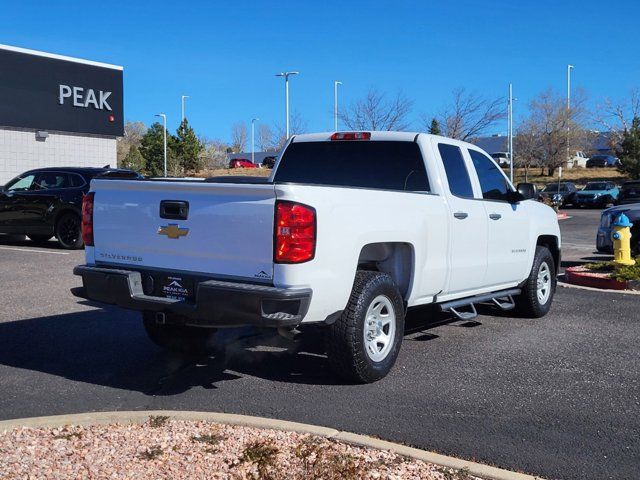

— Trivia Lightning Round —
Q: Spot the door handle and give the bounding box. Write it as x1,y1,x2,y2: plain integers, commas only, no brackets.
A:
489,213,502,220
453,211,468,220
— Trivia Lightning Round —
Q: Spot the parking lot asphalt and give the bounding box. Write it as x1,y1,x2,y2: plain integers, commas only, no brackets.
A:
558,207,611,267
1,210,638,480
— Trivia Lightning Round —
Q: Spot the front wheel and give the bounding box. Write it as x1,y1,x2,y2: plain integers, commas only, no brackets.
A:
326,271,405,384
142,312,217,355
514,246,556,318
55,213,83,249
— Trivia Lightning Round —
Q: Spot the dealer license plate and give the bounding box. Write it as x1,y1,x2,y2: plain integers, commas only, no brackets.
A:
160,275,194,301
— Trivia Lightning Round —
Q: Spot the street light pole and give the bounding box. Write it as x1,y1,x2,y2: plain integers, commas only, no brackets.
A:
275,71,299,139
508,83,514,183
567,65,573,110
155,113,167,177
181,95,190,123
334,81,342,131
566,64,574,169
251,118,259,165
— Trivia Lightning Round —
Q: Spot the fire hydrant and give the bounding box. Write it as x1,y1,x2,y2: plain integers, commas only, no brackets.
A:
611,213,635,266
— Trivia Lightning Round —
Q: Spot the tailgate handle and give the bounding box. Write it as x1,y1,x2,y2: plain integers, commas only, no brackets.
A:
160,200,189,220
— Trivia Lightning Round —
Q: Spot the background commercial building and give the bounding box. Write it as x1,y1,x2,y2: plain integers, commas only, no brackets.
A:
0,44,123,184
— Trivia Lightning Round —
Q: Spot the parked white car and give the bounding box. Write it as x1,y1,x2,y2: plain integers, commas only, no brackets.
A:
73,131,561,383
567,151,589,168
490,151,511,167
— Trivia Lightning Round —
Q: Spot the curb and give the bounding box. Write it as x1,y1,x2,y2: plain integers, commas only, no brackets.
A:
564,266,628,290
0,410,540,480
558,278,640,295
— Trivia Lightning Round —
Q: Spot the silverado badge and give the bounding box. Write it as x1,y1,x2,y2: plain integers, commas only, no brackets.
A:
158,224,189,239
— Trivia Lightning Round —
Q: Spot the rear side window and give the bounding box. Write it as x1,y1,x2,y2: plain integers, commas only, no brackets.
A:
34,172,71,190
438,143,474,198
274,141,430,192
468,149,512,201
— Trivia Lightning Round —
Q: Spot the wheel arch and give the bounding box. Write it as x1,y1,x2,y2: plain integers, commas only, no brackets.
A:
52,205,81,226
536,235,560,270
356,242,415,300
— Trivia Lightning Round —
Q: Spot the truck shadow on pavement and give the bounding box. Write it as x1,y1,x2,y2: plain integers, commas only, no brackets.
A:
0,304,484,394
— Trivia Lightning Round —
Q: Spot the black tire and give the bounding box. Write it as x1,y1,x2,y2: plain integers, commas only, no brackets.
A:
27,235,52,244
55,213,83,249
514,246,556,318
142,311,217,355
326,271,405,384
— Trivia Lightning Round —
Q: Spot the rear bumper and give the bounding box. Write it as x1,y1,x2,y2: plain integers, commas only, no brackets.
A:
72,265,312,328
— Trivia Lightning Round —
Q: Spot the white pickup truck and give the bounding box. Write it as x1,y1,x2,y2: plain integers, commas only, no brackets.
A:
73,131,561,383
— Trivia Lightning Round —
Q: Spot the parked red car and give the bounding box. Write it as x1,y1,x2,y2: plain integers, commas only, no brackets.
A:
229,159,257,169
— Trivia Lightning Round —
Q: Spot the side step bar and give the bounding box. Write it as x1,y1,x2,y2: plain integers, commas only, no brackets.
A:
439,288,521,321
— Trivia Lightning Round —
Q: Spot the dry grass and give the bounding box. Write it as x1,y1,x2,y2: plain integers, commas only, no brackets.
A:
195,168,271,178
193,165,627,189
509,167,627,188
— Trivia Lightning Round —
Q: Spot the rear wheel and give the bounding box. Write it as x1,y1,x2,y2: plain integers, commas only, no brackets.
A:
27,235,52,244
326,271,404,384
142,311,217,355
514,246,556,318
55,213,83,249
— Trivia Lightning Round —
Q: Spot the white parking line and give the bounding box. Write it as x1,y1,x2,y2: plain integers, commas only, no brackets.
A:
0,246,69,255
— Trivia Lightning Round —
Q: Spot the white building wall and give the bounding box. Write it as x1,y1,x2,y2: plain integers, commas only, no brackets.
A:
0,127,116,184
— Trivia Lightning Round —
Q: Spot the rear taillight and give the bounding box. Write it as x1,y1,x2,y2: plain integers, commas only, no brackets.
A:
81,192,95,246
275,201,316,263
330,132,371,141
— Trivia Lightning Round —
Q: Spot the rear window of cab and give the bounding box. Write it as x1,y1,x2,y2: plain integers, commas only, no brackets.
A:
274,141,430,192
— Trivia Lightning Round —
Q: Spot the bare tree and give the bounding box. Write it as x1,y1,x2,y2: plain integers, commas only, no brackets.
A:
230,122,248,153
117,121,147,165
595,88,640,151
430,88,505,141
199,137,229,169
258,124,277,151
515,88,589,177
274,111,309,149
339,89,413,131
514,119,543,182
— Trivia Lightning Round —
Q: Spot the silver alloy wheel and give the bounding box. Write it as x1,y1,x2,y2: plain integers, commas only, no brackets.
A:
363,295,396,362
536,261,552,305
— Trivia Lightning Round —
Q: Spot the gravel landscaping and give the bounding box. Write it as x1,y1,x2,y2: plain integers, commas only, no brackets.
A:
0,417,479,479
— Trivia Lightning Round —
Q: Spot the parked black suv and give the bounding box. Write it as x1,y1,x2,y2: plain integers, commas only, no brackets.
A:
0,167,140,249
617,180,640,205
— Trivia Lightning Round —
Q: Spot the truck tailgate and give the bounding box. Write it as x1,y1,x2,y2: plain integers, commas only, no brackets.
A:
91,179,276,281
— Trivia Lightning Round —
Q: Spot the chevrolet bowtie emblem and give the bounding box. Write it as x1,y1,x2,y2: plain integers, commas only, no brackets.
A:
158,224,189,239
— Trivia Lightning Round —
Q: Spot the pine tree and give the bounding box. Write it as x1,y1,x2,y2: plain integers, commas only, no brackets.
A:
428,118,442,135
175,119,204,173
139,122,178,177
618,116,640,179
121,145,145,172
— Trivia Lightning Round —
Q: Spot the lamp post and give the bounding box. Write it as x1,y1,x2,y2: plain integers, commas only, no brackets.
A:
275,71,299,139
155,113,167,177
508,83,514,183
251,118,259,165
334,81,342,131
181,95,190,123
566,64,574,169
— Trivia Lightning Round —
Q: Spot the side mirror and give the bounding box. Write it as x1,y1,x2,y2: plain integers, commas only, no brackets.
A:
0,185,4,193
516,182,537,200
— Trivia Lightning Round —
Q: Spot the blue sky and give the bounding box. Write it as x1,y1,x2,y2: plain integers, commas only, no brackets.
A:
2,0,639,142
